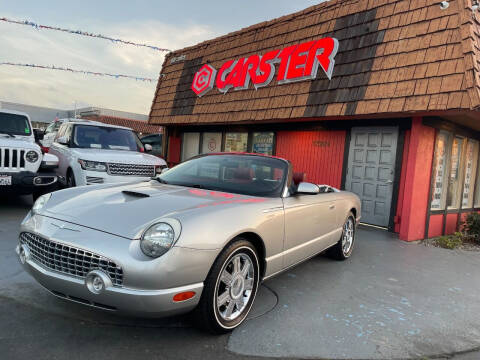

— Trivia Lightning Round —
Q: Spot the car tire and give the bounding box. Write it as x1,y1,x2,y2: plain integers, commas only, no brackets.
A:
194,238,260,334
66,170,76,188
326,212,356,261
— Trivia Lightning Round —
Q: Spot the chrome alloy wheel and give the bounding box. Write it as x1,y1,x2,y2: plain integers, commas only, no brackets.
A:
216,253,255,321
342,217,355,255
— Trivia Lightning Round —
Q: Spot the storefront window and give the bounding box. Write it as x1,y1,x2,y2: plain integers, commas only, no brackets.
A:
225,132,248,152
201,132,222,154
447,136,465,210
462,140,479,208
474,152,480,208
182,132,200,161
252,132,275,155
431,131,451,210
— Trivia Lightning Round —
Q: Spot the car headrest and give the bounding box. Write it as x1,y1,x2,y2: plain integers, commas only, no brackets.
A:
293,172,306,185
233,168,254,181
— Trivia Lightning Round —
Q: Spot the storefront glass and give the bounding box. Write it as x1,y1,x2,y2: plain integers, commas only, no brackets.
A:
252,132,275,155
431,131,451,210
462,140,479,208
447,136,465,210
201,132,222,154
225,132,248,152
182,132,200,161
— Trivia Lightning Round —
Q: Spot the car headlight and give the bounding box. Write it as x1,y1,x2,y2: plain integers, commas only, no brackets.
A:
25,151,39,163
78,159,107,172
32,193,51,213
140,222,175,258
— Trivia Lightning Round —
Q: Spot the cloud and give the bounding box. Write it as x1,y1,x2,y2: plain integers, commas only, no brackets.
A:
0,19,219,114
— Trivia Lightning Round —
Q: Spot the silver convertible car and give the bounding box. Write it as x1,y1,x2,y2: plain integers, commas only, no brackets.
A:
17,153,360,333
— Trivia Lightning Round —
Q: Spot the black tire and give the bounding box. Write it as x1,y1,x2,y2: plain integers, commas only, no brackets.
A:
194,238,260,334
326,212,356,261
66,170,76,188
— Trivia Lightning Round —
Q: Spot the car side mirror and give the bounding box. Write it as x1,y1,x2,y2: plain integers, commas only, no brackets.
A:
296,182,320,195
34,129,44,142
56,136,68,145
144,144,153,152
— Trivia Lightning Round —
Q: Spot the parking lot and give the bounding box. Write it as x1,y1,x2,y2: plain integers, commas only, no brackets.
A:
1,195,480,360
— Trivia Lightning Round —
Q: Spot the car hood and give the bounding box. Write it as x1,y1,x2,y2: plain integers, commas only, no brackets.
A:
0,136,39,150
71,148,165,165
41,181,266,239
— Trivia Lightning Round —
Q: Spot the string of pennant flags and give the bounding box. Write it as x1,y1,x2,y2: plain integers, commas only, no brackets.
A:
0,62,157,82
0,17,171,52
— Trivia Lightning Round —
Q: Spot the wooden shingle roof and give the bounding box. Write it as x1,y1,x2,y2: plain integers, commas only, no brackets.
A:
149,0,480,126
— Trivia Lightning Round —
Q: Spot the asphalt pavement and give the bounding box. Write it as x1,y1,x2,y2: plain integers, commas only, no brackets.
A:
1,195,479,360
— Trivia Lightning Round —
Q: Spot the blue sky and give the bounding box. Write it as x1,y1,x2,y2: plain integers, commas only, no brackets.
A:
0,0,323,114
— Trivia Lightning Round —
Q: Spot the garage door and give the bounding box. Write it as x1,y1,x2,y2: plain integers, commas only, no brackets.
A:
345,127,399,227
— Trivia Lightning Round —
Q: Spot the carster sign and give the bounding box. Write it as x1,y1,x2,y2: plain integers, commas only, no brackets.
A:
192,37,339,97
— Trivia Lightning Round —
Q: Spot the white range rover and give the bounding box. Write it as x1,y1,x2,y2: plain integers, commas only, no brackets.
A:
49,121,167,187
0,109,59,199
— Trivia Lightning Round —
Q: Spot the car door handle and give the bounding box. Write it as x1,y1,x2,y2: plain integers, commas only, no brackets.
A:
329,204,335,210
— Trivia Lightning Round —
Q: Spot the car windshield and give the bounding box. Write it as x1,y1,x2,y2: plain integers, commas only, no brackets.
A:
0,113,31,136
159,154,288,197
73,125,140,151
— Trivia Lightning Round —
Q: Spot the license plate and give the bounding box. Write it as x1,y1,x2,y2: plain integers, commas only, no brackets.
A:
0,175,12,186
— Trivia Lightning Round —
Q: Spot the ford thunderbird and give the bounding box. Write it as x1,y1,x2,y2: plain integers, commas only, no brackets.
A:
17,153,360,333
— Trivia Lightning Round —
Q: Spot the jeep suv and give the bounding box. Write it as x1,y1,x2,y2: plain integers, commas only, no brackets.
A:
0,109,59,200
49,121,167,187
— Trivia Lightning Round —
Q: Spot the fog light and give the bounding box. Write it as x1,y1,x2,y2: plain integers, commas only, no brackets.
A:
85,270,112,295
18,244,30,264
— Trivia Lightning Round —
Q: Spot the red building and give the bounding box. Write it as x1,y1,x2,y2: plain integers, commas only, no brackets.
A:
149,0,480,241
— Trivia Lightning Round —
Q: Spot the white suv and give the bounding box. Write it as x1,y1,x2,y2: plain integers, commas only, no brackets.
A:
0,109,59,200
49,121,167,187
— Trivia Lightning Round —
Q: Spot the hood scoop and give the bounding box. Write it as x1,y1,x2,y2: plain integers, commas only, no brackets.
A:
122,190,151,199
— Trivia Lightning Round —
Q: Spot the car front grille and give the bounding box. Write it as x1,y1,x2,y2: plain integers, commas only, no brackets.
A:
107,163,155,177
86,176,104,184
20,232,123,287
0,147,26,170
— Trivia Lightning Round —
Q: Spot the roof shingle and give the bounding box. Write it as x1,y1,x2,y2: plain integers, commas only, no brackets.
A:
150,0,480,125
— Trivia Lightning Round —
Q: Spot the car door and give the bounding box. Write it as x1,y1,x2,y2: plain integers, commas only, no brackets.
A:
282,190,339,268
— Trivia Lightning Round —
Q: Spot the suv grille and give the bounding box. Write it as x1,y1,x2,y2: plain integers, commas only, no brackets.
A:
108,163,155,177
20,232,123,287
0,148,26,170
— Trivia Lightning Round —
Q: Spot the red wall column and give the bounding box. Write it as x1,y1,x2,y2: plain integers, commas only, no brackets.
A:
167,127,181,167
399,117,435,241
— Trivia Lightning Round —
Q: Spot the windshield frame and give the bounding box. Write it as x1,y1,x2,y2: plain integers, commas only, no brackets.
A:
71,124,142,152
0,112,32,137
158,153,291,198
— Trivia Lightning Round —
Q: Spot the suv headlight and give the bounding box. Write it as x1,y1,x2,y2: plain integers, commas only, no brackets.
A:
32,193,51,213
140,222,176,258
78,159,107,172
25,151,39,163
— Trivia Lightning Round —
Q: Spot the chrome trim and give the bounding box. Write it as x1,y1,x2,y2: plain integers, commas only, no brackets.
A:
20,232,124,287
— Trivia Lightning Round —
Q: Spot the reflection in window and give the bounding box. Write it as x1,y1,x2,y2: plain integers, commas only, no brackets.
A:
431,131,451,210
225,133,248,152
447,136,465,210
462,140,479,208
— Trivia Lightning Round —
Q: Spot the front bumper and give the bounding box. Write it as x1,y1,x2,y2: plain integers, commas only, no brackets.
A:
17,214,217,317
17,244,203,316
0,170,57,194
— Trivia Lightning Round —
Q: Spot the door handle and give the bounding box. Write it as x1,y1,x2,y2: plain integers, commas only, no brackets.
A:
386,180,393,184
329,204,335,210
